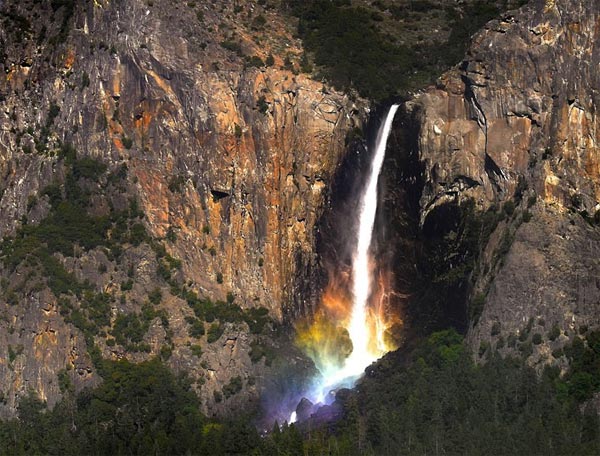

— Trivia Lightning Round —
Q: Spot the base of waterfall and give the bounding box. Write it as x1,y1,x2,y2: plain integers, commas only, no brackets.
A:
287,393,344,427
286,352,380,425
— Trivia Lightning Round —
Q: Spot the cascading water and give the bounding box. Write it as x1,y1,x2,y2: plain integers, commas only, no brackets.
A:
290,104,400,419
344,102,399,371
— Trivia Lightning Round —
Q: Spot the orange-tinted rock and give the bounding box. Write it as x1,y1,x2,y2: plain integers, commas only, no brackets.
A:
0,0,364,417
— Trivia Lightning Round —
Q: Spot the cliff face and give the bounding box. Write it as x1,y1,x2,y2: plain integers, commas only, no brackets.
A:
0,0,363,417
407,0,600,365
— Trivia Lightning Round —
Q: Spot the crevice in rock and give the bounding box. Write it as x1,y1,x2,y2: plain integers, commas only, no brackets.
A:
210,189,230,201
461,74,505,191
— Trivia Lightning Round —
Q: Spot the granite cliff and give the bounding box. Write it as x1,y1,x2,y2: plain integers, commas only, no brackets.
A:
0,0,364,418
1,0,599,424
400,0,600,369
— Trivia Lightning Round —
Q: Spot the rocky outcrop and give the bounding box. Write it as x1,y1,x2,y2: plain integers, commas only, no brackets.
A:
406,0,600,365
0,289,96,416
0,0,363,417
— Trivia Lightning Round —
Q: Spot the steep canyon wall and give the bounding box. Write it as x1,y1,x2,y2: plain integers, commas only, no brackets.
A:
0,0,364,417
407,0,600,366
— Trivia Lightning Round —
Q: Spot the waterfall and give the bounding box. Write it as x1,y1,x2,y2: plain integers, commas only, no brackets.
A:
344,103,399,371
285,105,399,423
311,104,400,400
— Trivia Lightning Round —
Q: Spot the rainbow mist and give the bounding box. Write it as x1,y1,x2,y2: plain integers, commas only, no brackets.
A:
293,104,400,415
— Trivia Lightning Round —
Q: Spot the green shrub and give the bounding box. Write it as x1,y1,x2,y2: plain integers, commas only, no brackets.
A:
493,230,513,267
47,103,60,126
190,344,202,357
8,345,18,363
548,324,561,341
168,175,186,193
518,330,529,342
496,336,505,350
160,344,172,360
234,124,243,138
519,341,533,357
82,292,111,329
149,288,162,305
251,14,266,29
256,96,268,114
57,369,73,394
478,341,490,357
527,195,537,207
567,372,595,401
244,307,270,334
213,390,223,403
245,55,264,68
81,72,90,89
72,157,107,181
249,341,274,365
503,200,515,217
112,313,148,345
207,323,224,343
186,317,205,338
129,223,148,246
166,226,177,242
469,293,486,325
222,376,242,399
220,40,242,54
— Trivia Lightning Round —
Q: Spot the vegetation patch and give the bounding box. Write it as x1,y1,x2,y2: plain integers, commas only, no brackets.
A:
0,145,147,299
268,329,600,454
222,376,243,399
183,288,271,335
282,0,514,100
249,340,275,366
561,330,600,401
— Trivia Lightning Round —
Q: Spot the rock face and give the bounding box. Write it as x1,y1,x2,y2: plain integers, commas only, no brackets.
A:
406,0,600,364
0,0,363,316
0,0,363,417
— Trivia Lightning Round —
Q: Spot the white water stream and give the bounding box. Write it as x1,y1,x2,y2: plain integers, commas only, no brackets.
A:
296,104,400,412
